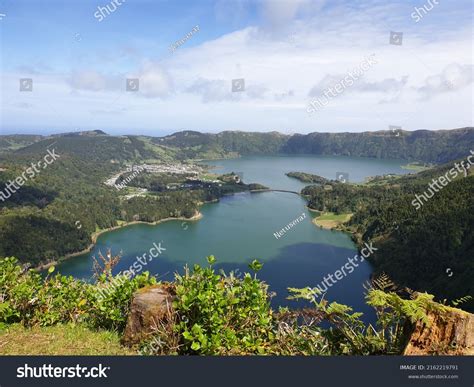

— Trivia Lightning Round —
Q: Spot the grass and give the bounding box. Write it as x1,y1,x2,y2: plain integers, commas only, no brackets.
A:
401,162,432,172
0,324,135,355
313,212,352,229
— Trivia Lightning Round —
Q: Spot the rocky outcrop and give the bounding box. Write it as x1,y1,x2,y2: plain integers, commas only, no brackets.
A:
122,284,176,346
404,307,474,355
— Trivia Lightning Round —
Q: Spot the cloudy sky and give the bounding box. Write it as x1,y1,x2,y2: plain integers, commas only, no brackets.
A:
0,0,472,135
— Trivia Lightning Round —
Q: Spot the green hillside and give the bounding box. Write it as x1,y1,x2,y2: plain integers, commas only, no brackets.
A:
300,161,474,310
0,135,44,152
153,127,474,163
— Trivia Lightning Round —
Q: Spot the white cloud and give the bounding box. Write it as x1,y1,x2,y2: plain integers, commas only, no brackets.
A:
69,70,113,92
2,1,472,134
416,63,474,99
260,0,326,31
274,90,295,100
187,78,235,103
186,77,268,103
133,61,173,98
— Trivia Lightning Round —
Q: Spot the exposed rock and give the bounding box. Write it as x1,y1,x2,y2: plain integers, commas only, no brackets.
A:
404,307,474,355
122,284,176,346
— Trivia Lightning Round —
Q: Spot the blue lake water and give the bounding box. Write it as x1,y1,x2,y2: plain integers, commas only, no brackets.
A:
57,155,411,322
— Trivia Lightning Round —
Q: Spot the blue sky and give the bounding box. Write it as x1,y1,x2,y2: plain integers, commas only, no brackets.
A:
0,0,472,135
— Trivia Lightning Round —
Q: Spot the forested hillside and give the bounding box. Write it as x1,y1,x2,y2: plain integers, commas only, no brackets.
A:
13,132,176,164
282,128,473,162
0,133,258,266
154,127,473,163
4,127,473,163
0,135,44,153
1,128,473,307
300,162,474,311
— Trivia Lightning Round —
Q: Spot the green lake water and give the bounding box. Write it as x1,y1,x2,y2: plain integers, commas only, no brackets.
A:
57,155,410,319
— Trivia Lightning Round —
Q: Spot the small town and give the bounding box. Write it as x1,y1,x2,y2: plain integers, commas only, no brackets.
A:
103,162,206,188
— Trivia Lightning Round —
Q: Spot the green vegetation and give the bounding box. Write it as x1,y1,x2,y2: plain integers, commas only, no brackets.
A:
154,127,474,163
0,128,472,337
0,154,207,266
0,135,44,153
401,162,433,172
313,212,353,229
281,128,474,163
0,134,259,267
171,256,274,355
153,130,288,160
286,171,332,184
300,161,474,311
13,132,173,164
3,127,473,165
0,324,133,355
0,256,451,356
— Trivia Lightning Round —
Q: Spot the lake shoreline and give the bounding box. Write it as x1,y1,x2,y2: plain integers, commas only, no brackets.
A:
35,189,262,272
34,211,203,271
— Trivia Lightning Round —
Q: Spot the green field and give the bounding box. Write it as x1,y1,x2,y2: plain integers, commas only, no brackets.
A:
0,324,134,355
313,212,352,229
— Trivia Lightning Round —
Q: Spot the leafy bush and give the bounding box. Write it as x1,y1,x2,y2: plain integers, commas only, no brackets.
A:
172,256,275,355
89,272,156,331
0,257,155,331
0,256,455,356
0,258,91,326
287,282,446,355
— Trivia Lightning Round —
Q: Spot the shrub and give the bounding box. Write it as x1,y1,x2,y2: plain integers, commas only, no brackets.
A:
0,257,155,331
88,271,156,331
172,256,275,355
0,256,453,356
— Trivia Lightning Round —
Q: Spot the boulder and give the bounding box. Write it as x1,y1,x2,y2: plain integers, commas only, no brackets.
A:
122,284,176,346
404,307,474,355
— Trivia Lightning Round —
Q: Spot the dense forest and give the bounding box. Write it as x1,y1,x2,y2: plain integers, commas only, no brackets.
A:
299,163,474,311
154,127,474,163
0,129,473,312
0,135,256,266
5,127,473,163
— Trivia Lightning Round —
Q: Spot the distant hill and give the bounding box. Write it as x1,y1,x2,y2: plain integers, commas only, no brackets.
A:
155,127,474,163
281,128,474,163
2,127,473,164
153,130,288,159
9,133,175,164
51,129,108,137
0,135,44,153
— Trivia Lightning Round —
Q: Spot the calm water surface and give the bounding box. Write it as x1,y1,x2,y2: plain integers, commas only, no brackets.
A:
57,155,410,320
